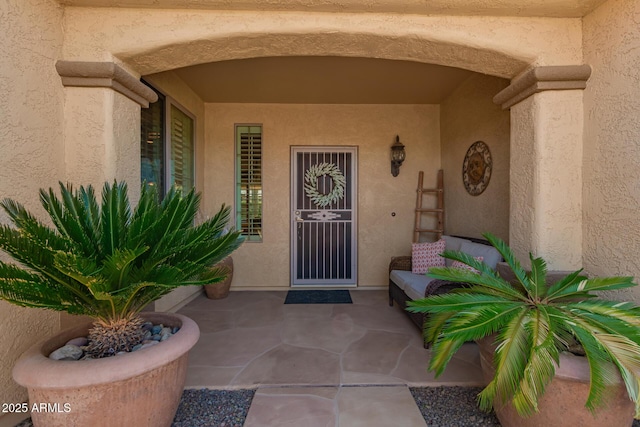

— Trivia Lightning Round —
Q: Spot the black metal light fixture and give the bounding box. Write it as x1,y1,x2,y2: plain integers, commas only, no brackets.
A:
390,135,406,177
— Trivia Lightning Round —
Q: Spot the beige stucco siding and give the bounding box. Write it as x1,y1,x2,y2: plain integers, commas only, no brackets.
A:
204,104,440,289
0,0,66,405
583,0,640,300
62,8,582,79
440,74,510,242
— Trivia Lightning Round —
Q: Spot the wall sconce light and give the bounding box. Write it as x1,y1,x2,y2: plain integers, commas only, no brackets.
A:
391,135,406,177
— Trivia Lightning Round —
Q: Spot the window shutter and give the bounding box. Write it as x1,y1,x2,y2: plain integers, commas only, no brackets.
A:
170,105,194,192
236,125,262,241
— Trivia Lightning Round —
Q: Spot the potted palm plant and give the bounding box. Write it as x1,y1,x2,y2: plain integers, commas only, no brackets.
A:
407,233,640,427
0,181,243,427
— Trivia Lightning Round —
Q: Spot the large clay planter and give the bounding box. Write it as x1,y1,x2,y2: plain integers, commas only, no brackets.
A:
477,336,635,427
13,312,199,427
204,256,233,299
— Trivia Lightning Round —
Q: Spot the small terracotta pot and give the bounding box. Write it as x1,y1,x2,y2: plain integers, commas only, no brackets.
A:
477,336,635,427
204,256,233,299
13,312,200,427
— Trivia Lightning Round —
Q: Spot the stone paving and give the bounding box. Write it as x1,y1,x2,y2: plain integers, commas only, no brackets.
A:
178,289,485,426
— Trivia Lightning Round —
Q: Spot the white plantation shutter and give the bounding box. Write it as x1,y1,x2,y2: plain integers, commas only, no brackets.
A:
236,125,262,241
170,105,194,192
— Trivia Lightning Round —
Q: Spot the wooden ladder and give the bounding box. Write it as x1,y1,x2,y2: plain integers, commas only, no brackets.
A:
413,170,444,243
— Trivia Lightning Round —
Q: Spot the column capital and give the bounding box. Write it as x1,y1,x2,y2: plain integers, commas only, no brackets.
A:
55,61,158,107
493,65,591,110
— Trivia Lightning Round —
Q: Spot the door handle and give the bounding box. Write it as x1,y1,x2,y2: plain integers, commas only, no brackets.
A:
295,216,304,222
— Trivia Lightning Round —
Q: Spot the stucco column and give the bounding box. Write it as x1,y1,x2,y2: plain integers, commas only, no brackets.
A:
494,65,591,270
56,61,157,199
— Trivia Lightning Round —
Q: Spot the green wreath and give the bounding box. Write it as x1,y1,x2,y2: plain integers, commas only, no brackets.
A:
304,162,346,207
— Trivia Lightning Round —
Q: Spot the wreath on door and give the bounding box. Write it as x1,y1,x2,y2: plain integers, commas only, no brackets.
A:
304,162,346,207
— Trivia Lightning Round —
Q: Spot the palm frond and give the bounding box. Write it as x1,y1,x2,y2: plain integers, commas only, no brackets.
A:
57,182,99,256
478,308,529,412
510,307,557,416
126,184,161,247
0,262,95,315
407,293,515,314
483,232,529,288
1,199,71,253
443,304,524,344
567,300,640,332
100,181,131,256
39,186,74,242
423,311,455,344
572,324,619,411
427,266,526,301
78,184,101,240
528,255,548,299
428,337,467,376
544,269,587,300
578,276,636,294
99,247,149,290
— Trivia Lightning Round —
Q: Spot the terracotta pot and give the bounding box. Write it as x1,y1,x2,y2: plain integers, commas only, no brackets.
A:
13,312,200,427
204,256,233,299
477,336,635,427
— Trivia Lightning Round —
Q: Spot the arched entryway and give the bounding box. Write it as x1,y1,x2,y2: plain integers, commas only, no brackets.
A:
57,9,589,284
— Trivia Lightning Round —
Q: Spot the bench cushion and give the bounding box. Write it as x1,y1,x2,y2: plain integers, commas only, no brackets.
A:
390,269,436,300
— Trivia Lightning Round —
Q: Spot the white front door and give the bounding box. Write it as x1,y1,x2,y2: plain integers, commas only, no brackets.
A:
291,146,358,286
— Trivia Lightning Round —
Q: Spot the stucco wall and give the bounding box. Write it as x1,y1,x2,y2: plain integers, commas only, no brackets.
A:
204,104,440,289
143,71,207,311
583,0,640,300
63,88,141,194
440,74,510,241
62,8,583,80
509,90,585,270
0,0,65,406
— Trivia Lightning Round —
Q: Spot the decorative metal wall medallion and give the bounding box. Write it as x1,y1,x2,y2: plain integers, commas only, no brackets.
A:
462,141,492,196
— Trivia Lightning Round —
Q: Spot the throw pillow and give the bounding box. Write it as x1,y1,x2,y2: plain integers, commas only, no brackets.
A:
412,239,446,274
451,256,484,274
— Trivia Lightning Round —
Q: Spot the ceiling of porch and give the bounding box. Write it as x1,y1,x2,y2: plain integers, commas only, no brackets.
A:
59,0,607,18
167,56,476,104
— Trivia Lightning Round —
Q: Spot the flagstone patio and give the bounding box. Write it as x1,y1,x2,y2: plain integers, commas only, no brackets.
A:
177,289,485,426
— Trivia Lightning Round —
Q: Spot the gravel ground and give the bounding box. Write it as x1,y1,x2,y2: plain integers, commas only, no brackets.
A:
410,386,500,427
172,389,255,427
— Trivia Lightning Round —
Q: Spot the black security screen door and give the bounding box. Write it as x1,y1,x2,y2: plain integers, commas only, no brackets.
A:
291,146,358,286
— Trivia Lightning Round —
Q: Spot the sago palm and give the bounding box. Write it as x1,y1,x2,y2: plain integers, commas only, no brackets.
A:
0,181,243,357
407,232,640,417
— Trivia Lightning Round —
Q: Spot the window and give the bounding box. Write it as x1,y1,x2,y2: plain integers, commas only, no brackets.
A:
140,90,165,191
235,125,262,241
140,83,195,196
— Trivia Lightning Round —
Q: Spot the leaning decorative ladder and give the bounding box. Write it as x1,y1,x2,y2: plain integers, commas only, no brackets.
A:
413,170,444,243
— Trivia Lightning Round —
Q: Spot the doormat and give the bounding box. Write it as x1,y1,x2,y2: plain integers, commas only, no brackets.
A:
284,290,352,304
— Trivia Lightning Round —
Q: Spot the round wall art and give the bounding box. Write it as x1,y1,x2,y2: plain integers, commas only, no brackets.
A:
462,141,492,196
